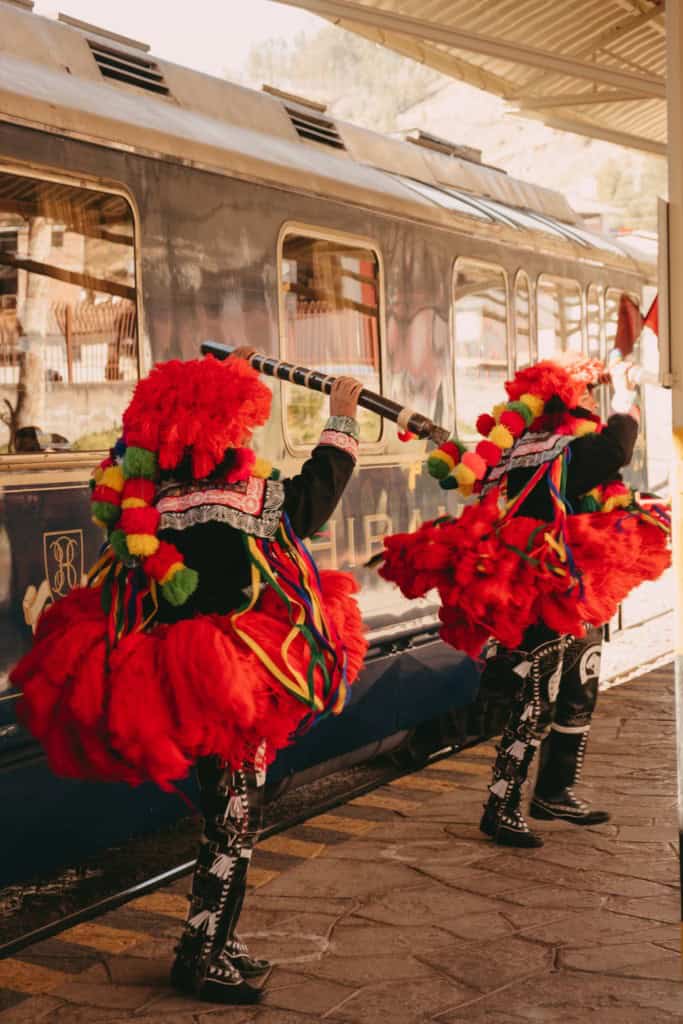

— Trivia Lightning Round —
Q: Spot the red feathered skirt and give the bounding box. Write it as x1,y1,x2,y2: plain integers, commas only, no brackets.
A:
380,492,670,658
11,570,367,791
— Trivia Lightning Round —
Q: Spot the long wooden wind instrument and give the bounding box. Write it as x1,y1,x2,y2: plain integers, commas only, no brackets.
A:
201,341,450,444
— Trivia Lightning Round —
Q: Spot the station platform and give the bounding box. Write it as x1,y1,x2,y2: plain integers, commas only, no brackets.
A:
0,664,679,1023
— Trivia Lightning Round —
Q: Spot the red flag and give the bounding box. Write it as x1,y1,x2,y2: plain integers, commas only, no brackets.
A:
643,294,658,337
614,293,643,357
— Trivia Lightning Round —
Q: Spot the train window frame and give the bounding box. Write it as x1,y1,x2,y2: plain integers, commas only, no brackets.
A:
536,273,585,358
513,269,535,369
586,284,604,361
0,163,143,471
451,256,511,441
276,222,386,457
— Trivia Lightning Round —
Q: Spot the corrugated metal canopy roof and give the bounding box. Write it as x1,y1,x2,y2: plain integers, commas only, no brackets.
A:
274,0,666,155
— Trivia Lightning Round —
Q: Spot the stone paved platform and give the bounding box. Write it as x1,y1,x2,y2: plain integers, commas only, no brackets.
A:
0,664,679,1023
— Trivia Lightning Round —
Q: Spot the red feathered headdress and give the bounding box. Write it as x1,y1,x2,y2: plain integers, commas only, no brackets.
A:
123,355,272,479
506,356,608,410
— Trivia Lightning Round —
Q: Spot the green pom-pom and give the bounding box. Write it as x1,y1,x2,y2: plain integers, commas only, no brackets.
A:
109,529,130,560
579,495,601,513
439,475,459,490
123,446,157,480
161,567,199,606
427,453,451,480
92,500,120,525
507,400,534,427
269,467,281,480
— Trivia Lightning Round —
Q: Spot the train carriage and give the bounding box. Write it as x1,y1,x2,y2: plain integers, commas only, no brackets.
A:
0,1,665,883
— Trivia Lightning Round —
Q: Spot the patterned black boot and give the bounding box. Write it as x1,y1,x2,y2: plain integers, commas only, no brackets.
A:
530,787,610,826
480,790,544,848
222,936,271,979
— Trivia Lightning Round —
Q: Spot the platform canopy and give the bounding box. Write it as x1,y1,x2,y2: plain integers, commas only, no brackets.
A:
274,0,666,156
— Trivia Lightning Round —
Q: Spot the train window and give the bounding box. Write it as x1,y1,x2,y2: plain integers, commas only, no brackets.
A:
453,259,509,438
537,275,583,357
0,171,138,456
514,271,532,369
280,231,382,446
586,285,602,359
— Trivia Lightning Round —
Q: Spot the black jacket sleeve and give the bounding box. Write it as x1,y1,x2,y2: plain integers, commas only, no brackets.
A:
283,444,355,539
566,413,638,501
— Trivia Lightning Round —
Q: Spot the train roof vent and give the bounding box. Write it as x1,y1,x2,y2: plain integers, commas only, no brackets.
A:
87,39,170,96
261,84,345,151
286,106,346,150
400,129,482,165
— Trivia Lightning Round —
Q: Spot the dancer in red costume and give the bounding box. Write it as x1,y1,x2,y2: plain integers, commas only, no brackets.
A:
378,353,670,847
11,349,367,1003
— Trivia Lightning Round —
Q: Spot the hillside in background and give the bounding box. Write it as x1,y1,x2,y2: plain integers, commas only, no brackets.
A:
240,25,665,233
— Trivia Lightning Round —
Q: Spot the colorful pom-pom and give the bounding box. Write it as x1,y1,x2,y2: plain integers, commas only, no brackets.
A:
500,410,526,437
454,463,476,488
507,400,534,427
574,419,598,437
492,402,508,423
119,506,160,536
461,451,487,480
519,392,544,419
122,478,156,503
428,451,455,479
488,424,515,450
100,465,125,492
126,533,160,557
476,413,496,437
441,440,465,462
439,475,459,490
252,457,273,480
91,500,120,526
91,484,122,506
161,566,199,606
109,529,130,561
143,541,181,582
476,439,502,466
122,446,157,480
397,430,417,442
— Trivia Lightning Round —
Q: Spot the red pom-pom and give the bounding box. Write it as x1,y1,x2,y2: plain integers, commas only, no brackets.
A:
91,485,122,506
398,430,417,443
143,540,182,581
500,410,526,437
120,506,160,535
476,414,496,436
122,478,156,503
476,440,502,466
439,441,463,464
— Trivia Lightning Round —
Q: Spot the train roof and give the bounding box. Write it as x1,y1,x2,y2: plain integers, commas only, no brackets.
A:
0,1,653,277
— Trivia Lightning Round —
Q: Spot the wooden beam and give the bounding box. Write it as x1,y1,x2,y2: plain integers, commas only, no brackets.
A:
507,109,666,156
514,90,647,109
0,253,136,301
273,0,666,97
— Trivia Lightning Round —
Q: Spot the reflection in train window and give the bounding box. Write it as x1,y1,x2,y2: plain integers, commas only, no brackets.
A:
0,171,138,455
280,232,382,446
453,259,508,439
587,285,602,360
514,271,532,369
537,275,583,357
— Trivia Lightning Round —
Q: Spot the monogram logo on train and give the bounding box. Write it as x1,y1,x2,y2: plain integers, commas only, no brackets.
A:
42,530,84,599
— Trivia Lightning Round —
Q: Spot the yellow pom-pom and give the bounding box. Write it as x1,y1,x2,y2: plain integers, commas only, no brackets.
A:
92,466,104,485
252,457,272,479
492,402,508,423
100,465,125,492
519,393,544,419
459,483,474,499
488,424,515,450
126,533,160,557
160,561,184,585
454,463,476,487
574,419,598,437
121,497,148,509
